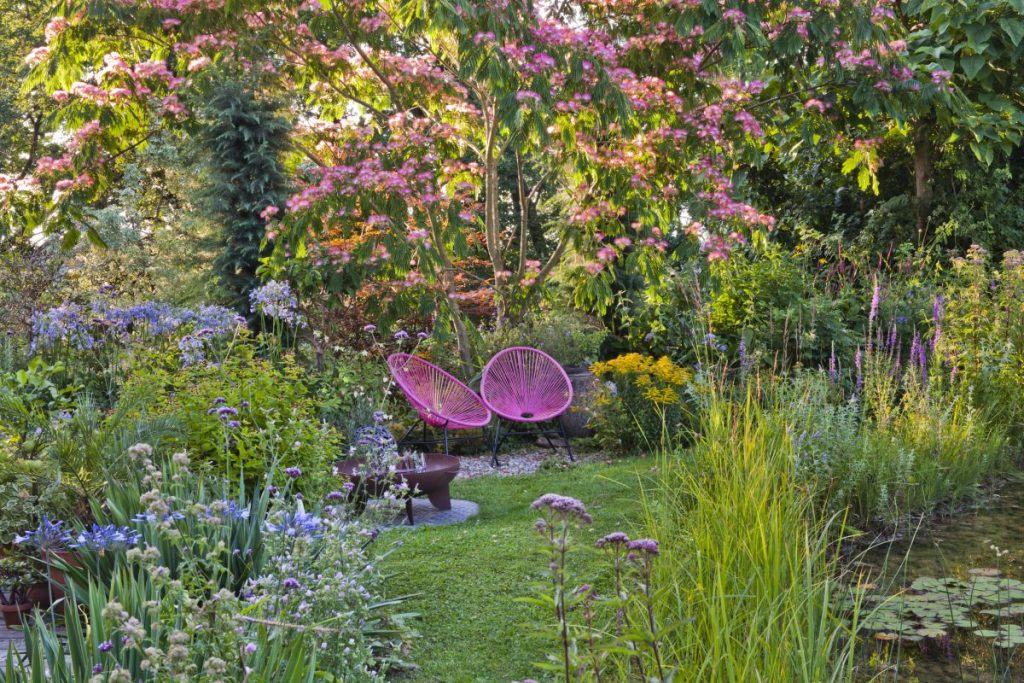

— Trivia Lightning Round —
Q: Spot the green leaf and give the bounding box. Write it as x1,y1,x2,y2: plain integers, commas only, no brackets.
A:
841,154,860,175
86,226,108,248
961,54,986,80
1000,17,1024,46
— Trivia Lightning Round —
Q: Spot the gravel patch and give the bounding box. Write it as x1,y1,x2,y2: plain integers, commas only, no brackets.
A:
456,447,609,479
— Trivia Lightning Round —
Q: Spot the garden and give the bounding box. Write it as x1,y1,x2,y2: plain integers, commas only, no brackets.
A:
1,0,1024,681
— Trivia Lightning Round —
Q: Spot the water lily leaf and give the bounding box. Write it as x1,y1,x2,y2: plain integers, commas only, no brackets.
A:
973,629,1000,638
875,632,900,641
916,626,947,638
968,568,1001,577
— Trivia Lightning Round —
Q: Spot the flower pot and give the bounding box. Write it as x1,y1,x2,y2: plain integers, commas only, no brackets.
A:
42,549,80,599
560,366,599,438
25,582,52,608
1,601,34,628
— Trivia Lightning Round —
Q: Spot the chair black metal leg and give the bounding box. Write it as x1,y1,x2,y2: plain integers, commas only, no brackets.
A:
443,423,450,457
397,421,420,450
491,421,503,467
558,418,575,462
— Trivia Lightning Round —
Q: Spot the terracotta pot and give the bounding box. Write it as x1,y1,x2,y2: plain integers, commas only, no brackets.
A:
1,601,34,628
25,582,52,608
42,549,80,599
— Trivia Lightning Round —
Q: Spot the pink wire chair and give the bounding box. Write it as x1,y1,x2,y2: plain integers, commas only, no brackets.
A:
480,346,574,466
387,353,491,455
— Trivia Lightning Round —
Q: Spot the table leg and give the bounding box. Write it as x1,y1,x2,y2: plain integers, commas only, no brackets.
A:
405,497,414,525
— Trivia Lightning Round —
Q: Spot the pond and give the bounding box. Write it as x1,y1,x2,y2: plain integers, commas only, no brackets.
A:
854,479,1024,681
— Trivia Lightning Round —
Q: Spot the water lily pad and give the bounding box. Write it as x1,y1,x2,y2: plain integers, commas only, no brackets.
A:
915,626,947,638
968,567,1001,577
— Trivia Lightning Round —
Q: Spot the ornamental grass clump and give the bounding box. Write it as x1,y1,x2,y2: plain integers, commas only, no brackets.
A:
643,393,861,682
590,353,692,453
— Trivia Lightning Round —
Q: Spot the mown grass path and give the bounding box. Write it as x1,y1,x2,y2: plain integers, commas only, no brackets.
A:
383,458,652,683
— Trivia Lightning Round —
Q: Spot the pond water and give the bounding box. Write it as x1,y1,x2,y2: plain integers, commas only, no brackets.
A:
855,479,1024,681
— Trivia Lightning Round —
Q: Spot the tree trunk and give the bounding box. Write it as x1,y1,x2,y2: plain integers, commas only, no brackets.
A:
913,120,934,245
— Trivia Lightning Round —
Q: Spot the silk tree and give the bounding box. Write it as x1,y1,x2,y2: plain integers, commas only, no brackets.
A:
15,0,911,370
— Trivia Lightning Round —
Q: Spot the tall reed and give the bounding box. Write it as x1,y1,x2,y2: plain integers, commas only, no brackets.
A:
641,391,861,682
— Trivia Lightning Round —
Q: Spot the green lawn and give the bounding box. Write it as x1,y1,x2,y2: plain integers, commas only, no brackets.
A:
381,457,653,683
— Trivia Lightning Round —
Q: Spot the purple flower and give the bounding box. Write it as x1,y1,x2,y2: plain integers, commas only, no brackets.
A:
213,397,226,405
284,467,302,479
627,538,660,556
854,347,863,392
244,643,257,655
595,531,630,548
363,324,377,332
98,640,113,653
217,406,238,417
227,420,241,429
394,330,409,340
282,577,301,590
92,664,103,674
530,494,592,523
417,331,429,339
178,334,205,366
73,524,141,552
326,491,346,501
265,511,322,538
250,280,306,328
869,279,881,324
15,516,72,551
342,481,355,492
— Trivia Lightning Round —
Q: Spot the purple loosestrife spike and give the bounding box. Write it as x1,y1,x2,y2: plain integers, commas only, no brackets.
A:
828,345,838,384
869,278,881,324
887,323,897,351
854,348,863,393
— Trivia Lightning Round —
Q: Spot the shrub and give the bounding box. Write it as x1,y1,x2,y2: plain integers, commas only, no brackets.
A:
590,353,691,452
122,339,338,494
480,309,608,368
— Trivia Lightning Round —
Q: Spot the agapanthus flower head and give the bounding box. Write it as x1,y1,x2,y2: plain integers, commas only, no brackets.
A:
30,303,96,352
530,494,592,523
15,515,72,550
73,524,142,552
249,280,306,328
265,510,322,538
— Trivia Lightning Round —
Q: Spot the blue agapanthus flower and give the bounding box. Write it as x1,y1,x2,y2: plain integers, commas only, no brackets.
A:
249,281,306,328
73,524,142,552
265,511,322,538
14,515,72,551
